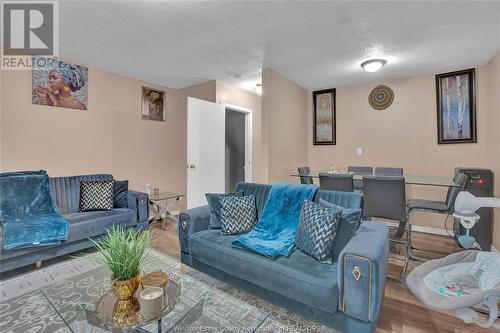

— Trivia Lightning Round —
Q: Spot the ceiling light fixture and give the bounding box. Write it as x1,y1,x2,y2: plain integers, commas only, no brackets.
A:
361,59,387,73
255,83,262,95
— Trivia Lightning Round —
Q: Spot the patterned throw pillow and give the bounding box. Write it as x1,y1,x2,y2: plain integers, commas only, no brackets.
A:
295,200,341,264
206,192,244,229
113,180,129,208
219,194,257,235
79,180,114,212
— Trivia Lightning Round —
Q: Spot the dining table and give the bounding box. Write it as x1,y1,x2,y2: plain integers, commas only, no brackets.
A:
290,170,459,187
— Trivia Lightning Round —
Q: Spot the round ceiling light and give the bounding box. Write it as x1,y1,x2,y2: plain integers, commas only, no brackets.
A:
361,59,387,73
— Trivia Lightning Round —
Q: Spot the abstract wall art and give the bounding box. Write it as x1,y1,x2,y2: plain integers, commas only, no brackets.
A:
436,68,476,144
313,88,336,145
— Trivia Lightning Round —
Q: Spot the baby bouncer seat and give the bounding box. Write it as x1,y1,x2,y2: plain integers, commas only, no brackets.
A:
406,250,500,329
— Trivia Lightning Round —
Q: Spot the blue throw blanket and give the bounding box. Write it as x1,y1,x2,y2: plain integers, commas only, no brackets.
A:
0,170,69,250
232,183,318,259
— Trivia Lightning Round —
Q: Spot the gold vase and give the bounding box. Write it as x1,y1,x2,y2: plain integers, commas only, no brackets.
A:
112,274,141,301
112,297,140,326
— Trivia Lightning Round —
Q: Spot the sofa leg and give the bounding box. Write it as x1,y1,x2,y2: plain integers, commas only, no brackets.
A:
36,261,43,269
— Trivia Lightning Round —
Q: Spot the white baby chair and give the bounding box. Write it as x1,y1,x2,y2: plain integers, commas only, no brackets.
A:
406,192,500,329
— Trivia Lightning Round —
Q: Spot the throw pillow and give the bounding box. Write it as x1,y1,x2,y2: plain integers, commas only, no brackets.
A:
79,180,114,212
113,180,129,208
219,194,257,235
319,198,363,260
206,192,243,229
295,200,341,264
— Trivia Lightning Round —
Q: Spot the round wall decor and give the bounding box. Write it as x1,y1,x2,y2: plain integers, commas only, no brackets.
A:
368,85,394,110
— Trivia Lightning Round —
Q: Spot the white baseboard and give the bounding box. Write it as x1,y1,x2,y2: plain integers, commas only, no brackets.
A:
385,222,450,236
491,245,499,253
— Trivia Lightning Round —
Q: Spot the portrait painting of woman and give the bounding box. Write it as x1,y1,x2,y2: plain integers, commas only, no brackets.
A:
32,57,88,110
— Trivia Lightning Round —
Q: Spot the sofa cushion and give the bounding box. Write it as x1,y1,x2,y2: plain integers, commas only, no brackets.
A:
191,229,338,314
206,191,244,229
79,180,114,212
319,199,363,261
296,200,341,264
220,195,257,235
0,209,136,260
113,180,129,208
64,208,136,243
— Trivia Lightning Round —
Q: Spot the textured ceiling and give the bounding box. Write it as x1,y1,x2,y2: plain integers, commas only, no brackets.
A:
59,1,500,92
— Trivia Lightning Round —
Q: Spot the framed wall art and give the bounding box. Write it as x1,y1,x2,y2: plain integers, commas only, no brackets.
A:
313,88,336,145
436,68,476,144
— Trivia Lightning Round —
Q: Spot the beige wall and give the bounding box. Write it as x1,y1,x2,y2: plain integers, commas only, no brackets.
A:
0,67,186,195
487,51,500,249
216,81,268,183
263,68,308,183
307,66,492,232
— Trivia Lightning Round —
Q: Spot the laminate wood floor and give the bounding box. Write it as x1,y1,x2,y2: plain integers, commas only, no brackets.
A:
150,219,494,333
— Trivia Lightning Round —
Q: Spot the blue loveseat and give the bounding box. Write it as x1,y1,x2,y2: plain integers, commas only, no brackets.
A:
179,182,389,333
0,173,149,273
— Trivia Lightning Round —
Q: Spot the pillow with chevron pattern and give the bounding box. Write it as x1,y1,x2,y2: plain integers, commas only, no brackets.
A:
79,180,114,212
295,200,342,264
219,194,257,235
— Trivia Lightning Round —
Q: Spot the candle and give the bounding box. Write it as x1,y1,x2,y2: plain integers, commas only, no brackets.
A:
139,287,163,320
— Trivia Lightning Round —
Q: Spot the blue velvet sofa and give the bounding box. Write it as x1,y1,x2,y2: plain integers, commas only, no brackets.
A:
0,174,149,273
179,182,389,333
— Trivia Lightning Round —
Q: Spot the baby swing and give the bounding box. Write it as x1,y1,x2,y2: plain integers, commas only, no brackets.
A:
407,250,500,329
406,191,500,329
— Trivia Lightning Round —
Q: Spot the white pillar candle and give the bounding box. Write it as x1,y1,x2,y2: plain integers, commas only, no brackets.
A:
139,287,163,320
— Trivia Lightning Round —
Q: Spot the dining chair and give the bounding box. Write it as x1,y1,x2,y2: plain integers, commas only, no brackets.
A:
348,166,373,174
319,173,354,192
348,166,373,190
297,167,313,185
375,167,403,176
406,172,468,262
363,175,408,281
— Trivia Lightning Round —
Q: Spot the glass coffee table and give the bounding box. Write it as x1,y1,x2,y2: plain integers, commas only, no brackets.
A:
40,265,269,332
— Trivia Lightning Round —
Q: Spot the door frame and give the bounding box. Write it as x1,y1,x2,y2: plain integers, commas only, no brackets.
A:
222,102,252,183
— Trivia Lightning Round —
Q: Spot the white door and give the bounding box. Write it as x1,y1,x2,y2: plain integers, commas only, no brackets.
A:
187,97,226,208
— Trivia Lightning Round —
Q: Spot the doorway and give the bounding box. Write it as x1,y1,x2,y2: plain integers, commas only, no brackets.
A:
186,98,252,208
224,103,252,192
225,109,246,192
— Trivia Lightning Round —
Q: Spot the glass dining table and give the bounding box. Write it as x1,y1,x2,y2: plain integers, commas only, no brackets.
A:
290,170,459,187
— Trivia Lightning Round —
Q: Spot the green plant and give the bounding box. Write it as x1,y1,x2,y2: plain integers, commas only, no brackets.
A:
85,226,151,281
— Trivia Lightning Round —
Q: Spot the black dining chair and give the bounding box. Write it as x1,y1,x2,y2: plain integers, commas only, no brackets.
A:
348,166,373,175
297,167,313,185
348,166,373,190
363,175,408,281
319,173,354,192
375,167,403,176
406,172,468,262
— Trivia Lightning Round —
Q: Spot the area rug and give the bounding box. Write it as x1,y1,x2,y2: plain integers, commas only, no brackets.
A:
0,248,335,332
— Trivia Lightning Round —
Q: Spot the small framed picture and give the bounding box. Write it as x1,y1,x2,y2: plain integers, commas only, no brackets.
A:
313,88,336,145
141,87,165,121
436,68,476,144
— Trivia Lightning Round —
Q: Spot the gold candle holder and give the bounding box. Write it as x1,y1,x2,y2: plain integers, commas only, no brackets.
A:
141,271,168,293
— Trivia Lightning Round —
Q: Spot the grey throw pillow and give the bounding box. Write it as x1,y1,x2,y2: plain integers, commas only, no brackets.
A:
219,194,257,235
206,192,243,229
319,198,362,260
295,200,341,264
113,180,129,208
79,180,114,212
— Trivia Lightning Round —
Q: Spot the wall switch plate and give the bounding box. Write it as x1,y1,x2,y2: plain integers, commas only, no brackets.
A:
356,148,363,156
